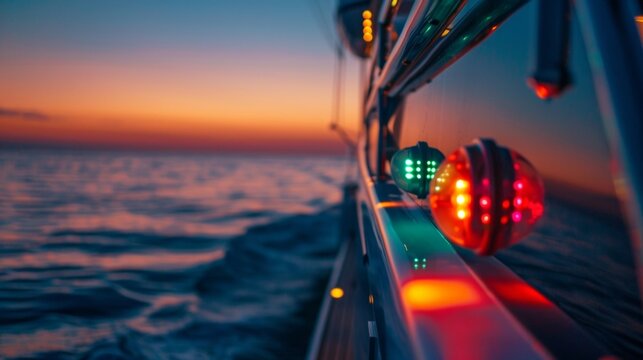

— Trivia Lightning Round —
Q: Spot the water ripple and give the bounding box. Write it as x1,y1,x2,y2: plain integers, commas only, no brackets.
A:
0,150,345,359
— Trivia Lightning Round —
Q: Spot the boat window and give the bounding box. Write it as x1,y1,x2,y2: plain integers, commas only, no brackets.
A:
396,2,642,356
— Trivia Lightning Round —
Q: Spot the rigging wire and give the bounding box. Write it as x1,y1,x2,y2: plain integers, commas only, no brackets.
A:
330,49,356,152
308,0,341,53
307,0,357,183
307,0,356,153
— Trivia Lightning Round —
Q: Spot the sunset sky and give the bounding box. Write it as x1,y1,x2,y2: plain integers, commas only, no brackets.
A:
0,0,360,154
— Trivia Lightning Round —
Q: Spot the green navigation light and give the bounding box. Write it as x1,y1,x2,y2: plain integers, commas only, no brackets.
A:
390,141,446,199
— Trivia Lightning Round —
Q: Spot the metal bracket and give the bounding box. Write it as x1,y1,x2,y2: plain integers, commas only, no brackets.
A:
527,0,572,99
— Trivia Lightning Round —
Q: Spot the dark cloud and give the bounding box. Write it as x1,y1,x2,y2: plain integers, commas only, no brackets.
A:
0,107,50,121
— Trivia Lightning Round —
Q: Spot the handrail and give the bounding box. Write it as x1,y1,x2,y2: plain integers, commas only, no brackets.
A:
305,238,350,360
382,0,466,92
364,0,466,113
391,0,526,96
357,135,608,359
364,0,532,113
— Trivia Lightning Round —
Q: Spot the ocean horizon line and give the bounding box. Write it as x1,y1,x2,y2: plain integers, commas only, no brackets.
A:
0,141,351,158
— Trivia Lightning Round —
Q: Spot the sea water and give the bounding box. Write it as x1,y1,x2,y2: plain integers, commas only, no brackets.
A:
0,149,641,359
0,150,348,359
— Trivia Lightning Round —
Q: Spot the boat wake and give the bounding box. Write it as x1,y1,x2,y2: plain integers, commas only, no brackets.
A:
0,207,340,359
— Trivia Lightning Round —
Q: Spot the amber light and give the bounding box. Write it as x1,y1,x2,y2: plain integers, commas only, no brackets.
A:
402,279,480,311
362,10,374,43
330,287,344,299
429,139,545,255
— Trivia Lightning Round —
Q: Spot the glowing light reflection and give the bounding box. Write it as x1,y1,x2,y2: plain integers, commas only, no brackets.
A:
494,282,550,306
402,279,480,311
376,201,407,209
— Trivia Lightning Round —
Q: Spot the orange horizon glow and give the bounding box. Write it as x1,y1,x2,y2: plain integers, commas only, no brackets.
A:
0,50,360,153
0,113,350,154
0,2,361,154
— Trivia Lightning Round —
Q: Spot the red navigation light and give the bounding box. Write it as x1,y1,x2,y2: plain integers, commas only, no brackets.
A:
429,139,545,255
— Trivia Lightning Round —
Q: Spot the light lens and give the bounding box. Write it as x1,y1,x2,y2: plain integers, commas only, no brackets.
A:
508,153,545,242
429,139,544,254
429,149,472,247
390,142,445,198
